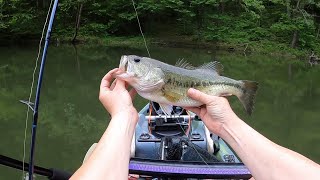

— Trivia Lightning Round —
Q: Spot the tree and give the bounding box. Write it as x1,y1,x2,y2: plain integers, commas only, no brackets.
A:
269,0,319,48
72,1,84,43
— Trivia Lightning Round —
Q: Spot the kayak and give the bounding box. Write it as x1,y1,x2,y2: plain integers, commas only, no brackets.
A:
85,102,252,179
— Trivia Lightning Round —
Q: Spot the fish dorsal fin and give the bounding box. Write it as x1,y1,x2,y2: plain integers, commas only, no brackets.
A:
175,58,195,70
197,61,223,75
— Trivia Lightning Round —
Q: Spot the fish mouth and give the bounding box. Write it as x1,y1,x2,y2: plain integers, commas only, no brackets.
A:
116,55,134,79
119,55,128,72
115,71,134,79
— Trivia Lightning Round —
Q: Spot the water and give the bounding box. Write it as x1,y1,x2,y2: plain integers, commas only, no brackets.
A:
0,44,319,179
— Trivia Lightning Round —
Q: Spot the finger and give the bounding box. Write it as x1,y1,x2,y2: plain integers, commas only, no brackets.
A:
129,88,137,99
100,68,119,91
184,106,201,115
114,79,126,90
110,79,117,90
187,88,215,104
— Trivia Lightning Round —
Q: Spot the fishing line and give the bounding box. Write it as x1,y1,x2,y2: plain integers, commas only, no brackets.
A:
22,0,53,178
176,116,209,166
131,0,151,57
130,0,209,166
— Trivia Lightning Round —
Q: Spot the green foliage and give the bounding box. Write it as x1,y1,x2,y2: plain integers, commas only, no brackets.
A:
0,0,320,53
0,0,40,38
242,0,265,15
267,0,318,49
83,23,109,35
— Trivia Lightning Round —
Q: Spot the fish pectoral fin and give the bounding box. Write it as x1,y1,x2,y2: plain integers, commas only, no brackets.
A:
159,103,173,116
163,91,183,102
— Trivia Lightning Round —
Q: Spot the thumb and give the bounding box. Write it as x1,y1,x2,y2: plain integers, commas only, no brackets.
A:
187,88,214,105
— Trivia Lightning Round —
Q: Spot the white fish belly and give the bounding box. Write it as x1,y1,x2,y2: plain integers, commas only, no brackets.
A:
138,90,201,107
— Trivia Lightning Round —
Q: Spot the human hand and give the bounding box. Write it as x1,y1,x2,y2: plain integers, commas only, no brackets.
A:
99,68,138,123
185,88,239,136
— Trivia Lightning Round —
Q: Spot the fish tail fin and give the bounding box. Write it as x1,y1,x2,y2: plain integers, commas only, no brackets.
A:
239,80,258,115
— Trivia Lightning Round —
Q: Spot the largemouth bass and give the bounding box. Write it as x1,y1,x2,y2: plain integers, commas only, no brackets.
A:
116,55,258,115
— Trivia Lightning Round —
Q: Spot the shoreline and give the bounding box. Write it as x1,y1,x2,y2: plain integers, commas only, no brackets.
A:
61,35,311,59
0,35,311,60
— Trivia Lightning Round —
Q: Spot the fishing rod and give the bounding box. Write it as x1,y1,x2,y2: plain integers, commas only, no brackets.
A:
1,154,252,179
26,0,59,179
0,155,71,180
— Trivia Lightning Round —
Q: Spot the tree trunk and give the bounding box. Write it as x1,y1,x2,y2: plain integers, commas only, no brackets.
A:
295,0,300,10
286,0,291,16
72,3,83,43
290,0,301,48
219,2,225,13
317,25,320,39
195,5,204,40
290,30,299,48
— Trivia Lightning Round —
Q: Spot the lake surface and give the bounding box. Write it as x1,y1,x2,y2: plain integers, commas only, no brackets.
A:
0,44,319,179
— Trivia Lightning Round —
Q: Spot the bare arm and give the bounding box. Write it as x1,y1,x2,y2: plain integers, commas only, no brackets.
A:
71,114,136,180
222,115,320,180
71,68,138,180
186,88,320,180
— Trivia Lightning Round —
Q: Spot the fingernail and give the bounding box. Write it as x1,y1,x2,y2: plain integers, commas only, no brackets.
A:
188,88,196,94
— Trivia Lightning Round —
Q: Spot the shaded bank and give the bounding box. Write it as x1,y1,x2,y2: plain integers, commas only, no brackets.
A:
46,35,310,60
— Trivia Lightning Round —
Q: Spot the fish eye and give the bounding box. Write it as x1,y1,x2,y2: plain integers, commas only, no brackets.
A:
134,58,141,63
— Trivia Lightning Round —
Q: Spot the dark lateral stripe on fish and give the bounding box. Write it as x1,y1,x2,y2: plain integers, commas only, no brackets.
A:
165,78,210,88
210,82,243,90
165,77,243,91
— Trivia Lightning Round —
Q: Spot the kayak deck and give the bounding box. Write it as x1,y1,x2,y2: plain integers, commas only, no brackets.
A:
128,103,251,178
